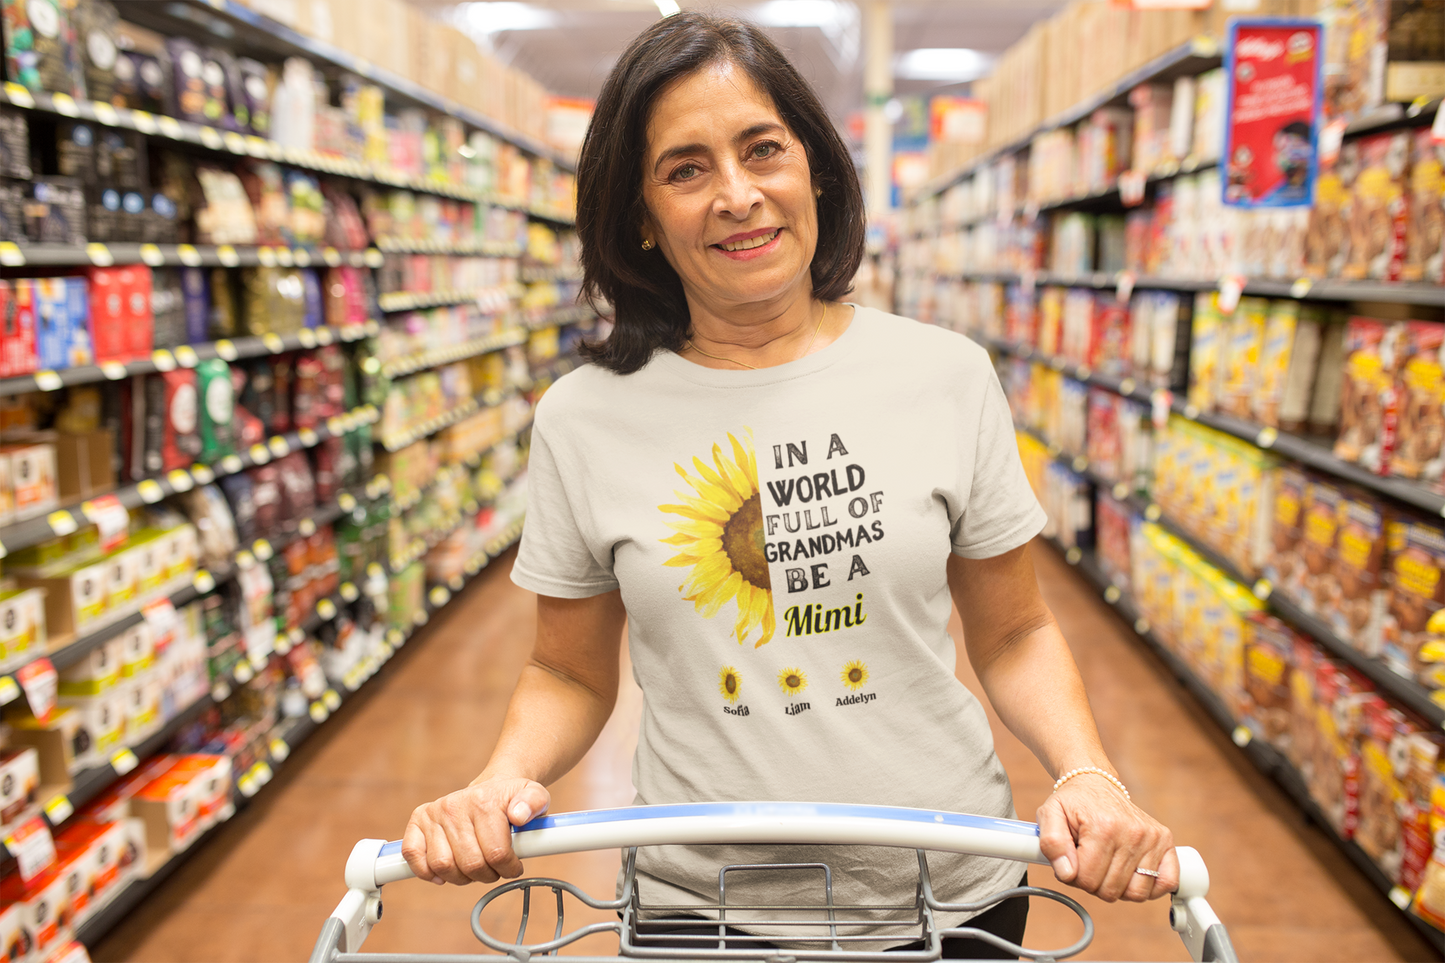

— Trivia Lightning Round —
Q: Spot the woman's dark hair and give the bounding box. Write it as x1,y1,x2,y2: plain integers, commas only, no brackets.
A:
575,11,865,375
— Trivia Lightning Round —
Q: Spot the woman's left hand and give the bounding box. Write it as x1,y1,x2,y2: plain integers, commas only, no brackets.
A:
1037,775,1178,902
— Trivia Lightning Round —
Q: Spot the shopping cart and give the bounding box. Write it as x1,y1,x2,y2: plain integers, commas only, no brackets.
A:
308,802,1238,963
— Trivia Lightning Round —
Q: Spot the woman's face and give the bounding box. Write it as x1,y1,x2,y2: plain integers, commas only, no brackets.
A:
641,61,817,317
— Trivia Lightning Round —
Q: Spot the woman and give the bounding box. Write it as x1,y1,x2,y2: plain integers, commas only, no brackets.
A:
403,12,1178,955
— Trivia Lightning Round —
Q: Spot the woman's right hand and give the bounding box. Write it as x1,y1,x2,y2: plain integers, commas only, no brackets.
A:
402,777,551,885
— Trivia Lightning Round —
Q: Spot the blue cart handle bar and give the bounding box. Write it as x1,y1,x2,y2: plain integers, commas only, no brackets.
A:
345,801,1211,901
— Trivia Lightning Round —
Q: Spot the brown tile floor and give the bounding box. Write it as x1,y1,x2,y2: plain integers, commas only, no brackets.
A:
92,544,1442,962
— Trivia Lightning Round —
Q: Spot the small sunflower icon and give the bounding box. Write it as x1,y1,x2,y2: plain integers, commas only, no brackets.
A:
841,660,869,691
719,666,742,703
777,667,808,697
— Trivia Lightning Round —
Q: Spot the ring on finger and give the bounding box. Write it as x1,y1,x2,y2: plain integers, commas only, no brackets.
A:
1134,868,1160,878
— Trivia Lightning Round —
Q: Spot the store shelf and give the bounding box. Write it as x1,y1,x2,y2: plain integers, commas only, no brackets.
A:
379,385,522,452
72,526,527,951
918,38,1223,200
54,693,218,829
113,1,575,173
526,305,596,330
952,268,1445,307
375,237,524,258
380,328,528,379
987,335,1445,517
1039,537,1445,951
0,322,378,399
917,158,1222,236
1176,405,1445,518
377,288,506,313
1023,416,1445,730
0,241,385,271
0,404,379,558
520,265,583,284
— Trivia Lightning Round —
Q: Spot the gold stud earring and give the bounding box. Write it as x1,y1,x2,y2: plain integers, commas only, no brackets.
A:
641,239,655,251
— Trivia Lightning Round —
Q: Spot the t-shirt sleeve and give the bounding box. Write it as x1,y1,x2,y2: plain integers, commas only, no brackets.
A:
510,414,621,598
949,364,1048,559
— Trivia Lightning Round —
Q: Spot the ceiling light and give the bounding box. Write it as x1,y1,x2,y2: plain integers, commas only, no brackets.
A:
457,2,558,35
893,48,994,83
655,0,680,13
752,0,851,29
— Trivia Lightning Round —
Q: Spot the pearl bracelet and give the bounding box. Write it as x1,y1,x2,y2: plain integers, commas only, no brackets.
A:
1052,766,1131,803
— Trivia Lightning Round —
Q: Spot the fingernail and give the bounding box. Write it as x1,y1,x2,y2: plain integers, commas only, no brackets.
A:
430,877,446,886
1051,856,1073,878
511,803,532,823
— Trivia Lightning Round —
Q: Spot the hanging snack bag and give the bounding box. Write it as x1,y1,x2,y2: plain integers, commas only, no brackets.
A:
194,359,234,463
1391,321,1445,485
1335,317,1406,473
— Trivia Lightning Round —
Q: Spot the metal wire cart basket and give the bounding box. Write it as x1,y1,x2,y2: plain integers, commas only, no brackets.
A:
309,802,1239,963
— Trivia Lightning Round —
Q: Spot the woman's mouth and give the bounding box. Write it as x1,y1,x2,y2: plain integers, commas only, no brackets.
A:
714,229,782,259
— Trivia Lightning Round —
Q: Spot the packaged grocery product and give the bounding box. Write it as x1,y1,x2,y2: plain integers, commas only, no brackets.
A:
0,866,73,959
0,587,44,667
59,638,122,696
1306,141,1359,278
1221,297,1268,419
2,0,81,96
33,278,92,371
195,359,235,463
27,179,86,246
1335,317,1406,472
1309,660,1371,840
1310,320,1348,436
4,441,57,520
1403,128,1444,284
1391,321,1445,484
0,747,39,830
1266,466,1311,599
1330,492,1389,654
1383,517,1445,682
192,168,257,246
1296,477,1346,618
1345,131,1411,281
1186,292,1224,413
0,279,38,379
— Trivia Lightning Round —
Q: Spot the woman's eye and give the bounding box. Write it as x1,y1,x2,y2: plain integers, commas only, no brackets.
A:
671,164,698,181
752,142,778,159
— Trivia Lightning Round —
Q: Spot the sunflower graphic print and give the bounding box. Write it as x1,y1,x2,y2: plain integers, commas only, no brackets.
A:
659,430,776,647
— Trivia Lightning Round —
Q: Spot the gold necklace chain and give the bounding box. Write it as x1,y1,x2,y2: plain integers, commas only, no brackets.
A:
684,302,828,371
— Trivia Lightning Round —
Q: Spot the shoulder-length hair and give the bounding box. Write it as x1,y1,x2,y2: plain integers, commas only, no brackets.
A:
575,11,865,375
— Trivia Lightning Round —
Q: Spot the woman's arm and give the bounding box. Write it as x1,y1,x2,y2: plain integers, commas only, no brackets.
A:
948,543,1179,903
402,589,627,885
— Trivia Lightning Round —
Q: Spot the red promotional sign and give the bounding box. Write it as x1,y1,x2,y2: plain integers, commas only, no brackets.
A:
1222,19,1324,208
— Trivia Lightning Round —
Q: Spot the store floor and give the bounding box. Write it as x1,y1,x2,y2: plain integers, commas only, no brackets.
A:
93,545,1439,962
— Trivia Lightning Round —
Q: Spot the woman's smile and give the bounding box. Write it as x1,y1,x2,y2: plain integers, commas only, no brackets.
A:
715,227,783,259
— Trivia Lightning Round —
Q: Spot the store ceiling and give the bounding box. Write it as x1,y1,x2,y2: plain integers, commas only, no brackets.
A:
405,0,1071,129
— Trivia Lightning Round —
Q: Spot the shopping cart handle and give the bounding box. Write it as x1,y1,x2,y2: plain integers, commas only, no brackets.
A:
348,801,1210,900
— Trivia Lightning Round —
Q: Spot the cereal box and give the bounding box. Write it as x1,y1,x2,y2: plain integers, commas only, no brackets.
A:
1305,140,1359,278
1329,491,1389,655
1221,297,1269,419
1391,321,1445,483
1382,518,1445,682
1345,131,1411,281
1335,317,1406,473
1403,129,1444,284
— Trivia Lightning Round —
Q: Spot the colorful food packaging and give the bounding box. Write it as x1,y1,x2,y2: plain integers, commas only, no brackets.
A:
1345,131,1411,281
194,359,235,463
1335,317,1406,473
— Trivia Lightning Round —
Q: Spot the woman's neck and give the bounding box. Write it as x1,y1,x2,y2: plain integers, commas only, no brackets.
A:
681,293,845,370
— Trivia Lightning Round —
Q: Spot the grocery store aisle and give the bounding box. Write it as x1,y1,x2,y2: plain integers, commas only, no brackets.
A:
91,545,1436,962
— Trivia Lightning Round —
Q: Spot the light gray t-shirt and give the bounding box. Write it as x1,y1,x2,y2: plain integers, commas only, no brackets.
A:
512,305,1048,938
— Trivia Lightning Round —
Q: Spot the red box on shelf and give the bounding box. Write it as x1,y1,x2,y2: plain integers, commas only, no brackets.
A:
88,267,154,364
0,279,36,379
